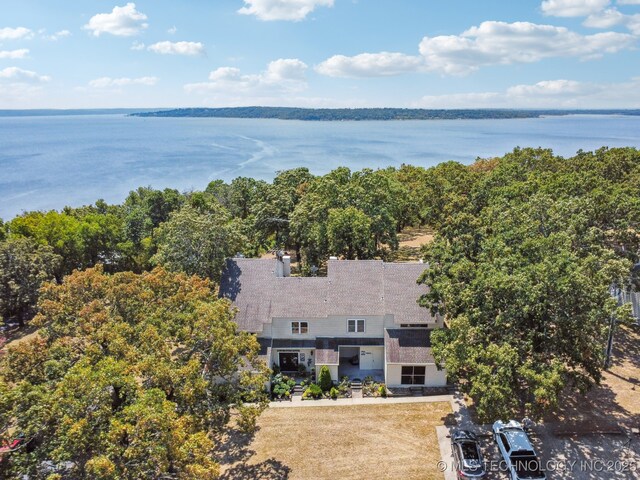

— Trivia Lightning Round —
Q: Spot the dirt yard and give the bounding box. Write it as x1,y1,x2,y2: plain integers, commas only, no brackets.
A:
217,402,452,480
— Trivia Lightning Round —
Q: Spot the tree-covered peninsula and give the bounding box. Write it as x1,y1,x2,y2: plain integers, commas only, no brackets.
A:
131,107,640,121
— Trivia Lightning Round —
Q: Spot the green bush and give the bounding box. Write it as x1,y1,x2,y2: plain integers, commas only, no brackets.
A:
378,384,387,398
318,365,333,391
330,387,339,399
271,373,296,399
302,384,323,399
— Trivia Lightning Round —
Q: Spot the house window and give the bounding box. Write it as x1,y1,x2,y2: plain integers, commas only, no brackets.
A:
291,321,308,334
401,366,426,385
347,318,365,333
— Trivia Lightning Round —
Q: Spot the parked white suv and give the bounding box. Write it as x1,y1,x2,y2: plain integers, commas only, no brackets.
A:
492,420,546,480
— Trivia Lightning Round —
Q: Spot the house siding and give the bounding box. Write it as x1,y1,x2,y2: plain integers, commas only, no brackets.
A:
385,364,447,387
269,315,386,339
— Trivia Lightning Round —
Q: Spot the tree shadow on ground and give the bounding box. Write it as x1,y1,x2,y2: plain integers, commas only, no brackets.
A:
215,426,290,480
219,458,291,480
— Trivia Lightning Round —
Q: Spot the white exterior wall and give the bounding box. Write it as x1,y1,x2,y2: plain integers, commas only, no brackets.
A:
270,315,386,339
385,364,447,387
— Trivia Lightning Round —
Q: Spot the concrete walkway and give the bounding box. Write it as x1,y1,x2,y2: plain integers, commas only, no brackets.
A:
270,394,454,408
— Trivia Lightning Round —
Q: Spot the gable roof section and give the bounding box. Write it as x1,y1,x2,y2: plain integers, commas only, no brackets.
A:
384,329,435,364
219,258,437,332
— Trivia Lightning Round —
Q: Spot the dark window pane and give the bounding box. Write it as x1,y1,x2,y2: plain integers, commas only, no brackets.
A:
414,375,425,384
300,323,308,333
414,366,426,375
401,366,412,375
401,375,412,385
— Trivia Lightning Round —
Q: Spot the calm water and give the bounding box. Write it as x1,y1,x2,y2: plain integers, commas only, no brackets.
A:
1,114,639,220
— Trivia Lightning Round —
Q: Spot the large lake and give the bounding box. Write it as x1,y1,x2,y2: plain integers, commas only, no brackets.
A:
1,114,639,220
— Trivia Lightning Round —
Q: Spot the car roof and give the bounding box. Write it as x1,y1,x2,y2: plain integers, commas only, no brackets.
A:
501,428,534,452
452,430,478,442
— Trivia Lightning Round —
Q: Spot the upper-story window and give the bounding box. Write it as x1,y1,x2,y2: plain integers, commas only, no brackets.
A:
347,318,365,333
291,321,309,334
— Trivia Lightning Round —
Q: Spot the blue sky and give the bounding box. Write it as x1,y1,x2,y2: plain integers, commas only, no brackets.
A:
1,0,639,108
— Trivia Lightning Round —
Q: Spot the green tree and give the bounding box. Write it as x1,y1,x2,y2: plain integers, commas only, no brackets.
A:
419,148,640,422
0,266,268,479
253,168,314,259
8,206,125,278
326,207,373,259
318,365,333,392
0,238,61,326
152,203,245,281
290,168,403,266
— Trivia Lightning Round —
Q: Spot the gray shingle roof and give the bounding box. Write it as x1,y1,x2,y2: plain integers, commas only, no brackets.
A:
219,258,438,332
314,337,385,364
384,329,435,364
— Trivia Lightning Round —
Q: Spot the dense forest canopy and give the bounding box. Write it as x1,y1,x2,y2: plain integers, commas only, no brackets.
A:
1,146,640,476
132,107,640,121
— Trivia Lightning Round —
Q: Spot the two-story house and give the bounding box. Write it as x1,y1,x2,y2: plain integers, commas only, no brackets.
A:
219,254,446,388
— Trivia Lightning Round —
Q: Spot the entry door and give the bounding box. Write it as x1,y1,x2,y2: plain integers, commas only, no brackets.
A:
360,347,383,369
279,352,299,372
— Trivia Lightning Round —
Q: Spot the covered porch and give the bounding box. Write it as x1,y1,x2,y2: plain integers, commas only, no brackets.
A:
315,337,385,382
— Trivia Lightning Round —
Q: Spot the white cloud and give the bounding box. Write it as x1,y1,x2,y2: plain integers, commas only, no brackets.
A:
0,67,50,83
418,21,635,75
541,0,610,17
315,52,424,77
238,0,334,21
131,41,145,51
185,58,308,94
584,8,640,33
89,76,158,88
0,27,33,40
541,0,640,33
147,41,205,56
316,21,635,77
414,77,640,108
43,30,72,41
84,3,148,37
0,49,29,59
168,26,177,34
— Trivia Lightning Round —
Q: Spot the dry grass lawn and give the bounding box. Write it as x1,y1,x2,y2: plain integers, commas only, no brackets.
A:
218,402,452,480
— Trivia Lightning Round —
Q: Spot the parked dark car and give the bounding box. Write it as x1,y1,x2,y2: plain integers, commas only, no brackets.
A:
493,420,546,480
451,430,486,479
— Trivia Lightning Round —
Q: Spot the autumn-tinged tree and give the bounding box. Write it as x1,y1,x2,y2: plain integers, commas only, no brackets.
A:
0,266,269,479
0,237,61,326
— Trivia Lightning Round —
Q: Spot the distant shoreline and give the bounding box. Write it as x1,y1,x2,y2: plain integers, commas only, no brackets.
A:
130,107,640,121
1,107,640,120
